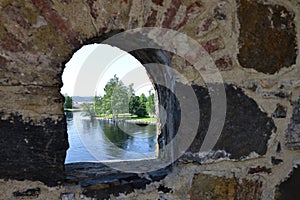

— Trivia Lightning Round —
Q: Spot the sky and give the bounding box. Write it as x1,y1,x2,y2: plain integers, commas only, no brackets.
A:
61,44,153,97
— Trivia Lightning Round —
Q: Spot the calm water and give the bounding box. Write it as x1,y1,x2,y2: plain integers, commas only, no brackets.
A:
65,111,157,163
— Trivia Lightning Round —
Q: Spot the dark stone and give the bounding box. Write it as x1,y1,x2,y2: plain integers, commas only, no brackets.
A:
66,162,170,199
271,157,283,165
13,188,40,197
0,114,68,186
276,166,300,200
274,91,291,99
276,142,282,153
152,0,164,6
148,167,170,182
273,104,287,118
248,166,272,174
80,173,139,188
158,184,173,193
286,95,300,149
189,84,275,159
237,0,297,74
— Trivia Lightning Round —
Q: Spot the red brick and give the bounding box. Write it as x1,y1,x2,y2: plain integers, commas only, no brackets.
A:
202,17,214,32
202,38,224,54
31,0,80,47
144,10,158,27
162,0,181,28
1,34,25,52
215,55,233,70
176,2,204,30
2,5,30,30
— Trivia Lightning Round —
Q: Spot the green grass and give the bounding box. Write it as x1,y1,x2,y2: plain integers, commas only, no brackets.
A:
96,113,156,123
64,108,82,112
130,116,156,123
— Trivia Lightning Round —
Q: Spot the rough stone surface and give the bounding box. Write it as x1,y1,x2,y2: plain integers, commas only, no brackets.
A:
189,84,275,159
0,0,299,199
286,95,300,149
65,162,170,199
215,55,233,70
13,188,40,198
0,113,68,186
190,174,262,200
275,166,300,200
237,0,297,74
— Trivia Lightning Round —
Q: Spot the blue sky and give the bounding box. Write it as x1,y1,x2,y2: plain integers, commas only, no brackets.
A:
61,44,153,97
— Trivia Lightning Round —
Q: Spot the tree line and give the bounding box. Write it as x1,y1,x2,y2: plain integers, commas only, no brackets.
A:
64,75,155,118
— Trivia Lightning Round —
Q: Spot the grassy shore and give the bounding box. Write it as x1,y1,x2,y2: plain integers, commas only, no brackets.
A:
64,108,82,112
97,114,156,123
65,110,156,123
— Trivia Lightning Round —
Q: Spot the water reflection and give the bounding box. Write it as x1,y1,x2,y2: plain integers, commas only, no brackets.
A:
65,110,73,119
65,111,157,163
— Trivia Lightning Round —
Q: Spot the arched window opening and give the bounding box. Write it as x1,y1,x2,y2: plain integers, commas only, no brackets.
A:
61,44,159,164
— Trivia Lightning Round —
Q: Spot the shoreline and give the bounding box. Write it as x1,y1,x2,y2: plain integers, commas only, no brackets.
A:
64,110,156,125
95,117,157,125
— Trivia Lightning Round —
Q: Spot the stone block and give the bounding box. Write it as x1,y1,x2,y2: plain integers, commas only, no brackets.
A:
190,174,262,200
0,113,68,186
286,95,300,149
275,166,300,200
237,0,297,74
189,84,275,159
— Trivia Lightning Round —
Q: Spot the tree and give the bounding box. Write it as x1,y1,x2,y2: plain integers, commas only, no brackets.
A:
101,75,120,115
129,95,140,115
81,103,96,120
135,102,148,117
64,96,73,109
94,75,131,118
94,96,104,116
93,75,155,118
146,90,155,115
139,93,147,104
111,82,129,118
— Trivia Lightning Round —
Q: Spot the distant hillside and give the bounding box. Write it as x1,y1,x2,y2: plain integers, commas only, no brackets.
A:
72,96,94,103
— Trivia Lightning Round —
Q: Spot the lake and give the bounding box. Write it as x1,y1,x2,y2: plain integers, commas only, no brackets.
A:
65,111,157,163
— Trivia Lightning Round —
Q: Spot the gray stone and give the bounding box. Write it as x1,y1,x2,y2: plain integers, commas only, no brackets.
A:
273,104,287,118
61,192,75,200
286,95,300,149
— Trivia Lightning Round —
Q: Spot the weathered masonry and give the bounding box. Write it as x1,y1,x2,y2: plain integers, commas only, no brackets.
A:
0,0,299,199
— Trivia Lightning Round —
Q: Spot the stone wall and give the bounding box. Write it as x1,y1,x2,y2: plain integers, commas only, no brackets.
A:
0,0,299,199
